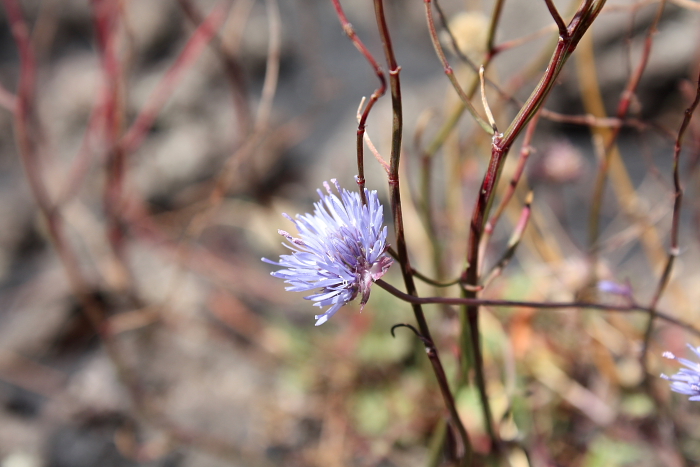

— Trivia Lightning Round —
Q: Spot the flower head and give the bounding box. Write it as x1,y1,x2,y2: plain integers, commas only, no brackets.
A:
661,343,700,401
262,180,393,326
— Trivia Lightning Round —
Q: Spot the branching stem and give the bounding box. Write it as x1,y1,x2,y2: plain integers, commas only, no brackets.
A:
460,0,607,453
331,0,387,203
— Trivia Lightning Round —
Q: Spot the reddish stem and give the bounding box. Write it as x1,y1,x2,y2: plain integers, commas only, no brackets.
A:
484,109,541,239
588,0,665,249
177,0,252,138
120,4,227,153
373,0,472,461
460,0,607,451
330,0,386,203
374,279,700,338
641,67,700,370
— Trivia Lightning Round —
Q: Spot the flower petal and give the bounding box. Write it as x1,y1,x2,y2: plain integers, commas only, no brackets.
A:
661,344,700,401
262,181,393,325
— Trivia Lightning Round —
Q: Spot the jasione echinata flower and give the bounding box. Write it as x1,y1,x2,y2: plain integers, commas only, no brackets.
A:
661,343,700,401
262,180,393,326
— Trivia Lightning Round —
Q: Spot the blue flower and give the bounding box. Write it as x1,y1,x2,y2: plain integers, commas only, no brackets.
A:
661,343,700,401
262,180,393,326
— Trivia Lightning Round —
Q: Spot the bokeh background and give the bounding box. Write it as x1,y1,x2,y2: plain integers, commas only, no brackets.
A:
1,0,700,466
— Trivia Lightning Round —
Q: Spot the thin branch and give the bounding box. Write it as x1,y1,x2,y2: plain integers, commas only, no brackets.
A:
331,0,387,202
492,23,559,55
254,0,281,132
480,66,497,132
374,280,700,338
356,97,390,173
460,0,607,453
55,87,106,205
544,0,568,37
432,0,663,138
177,0,253,137
640,67,700,370
407,106,453,294
588,0,665,250
433,0,481,73
484,109,541,239
120,1,273,356
390,323,472,461
481,191,533,289
486,0,505,53
423,0,504,159
93,0,129,264
2,0,147,416
411,268,462,288
120,3,227,153
374,0,472,462
424,0,494,135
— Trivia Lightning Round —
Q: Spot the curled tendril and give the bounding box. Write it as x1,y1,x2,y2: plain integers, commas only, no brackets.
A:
390,323,432,347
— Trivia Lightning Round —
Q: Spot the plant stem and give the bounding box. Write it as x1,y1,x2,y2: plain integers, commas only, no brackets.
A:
587,0,665,253
424,0,505,159
331,0,387,202
640,67,700,372
374,280,700,338
374,0,472,462
424,0,493,135
459,0,607,453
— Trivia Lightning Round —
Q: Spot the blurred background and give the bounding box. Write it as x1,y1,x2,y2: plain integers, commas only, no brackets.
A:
1,0,700,466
